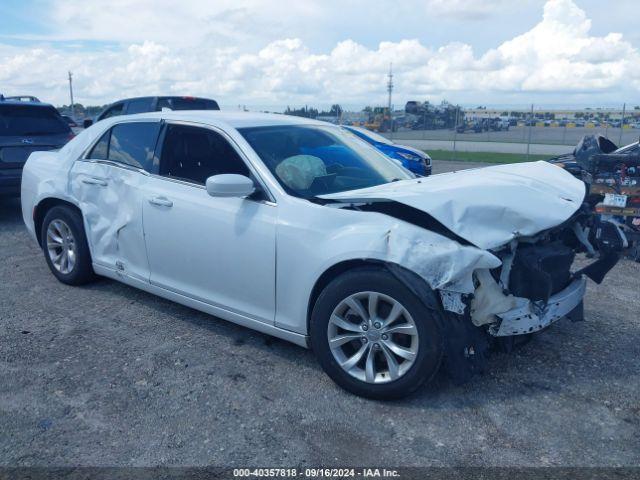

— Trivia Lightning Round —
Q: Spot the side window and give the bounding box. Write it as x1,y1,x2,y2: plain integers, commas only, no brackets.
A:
108,122,161,171
158,125,250,185
99,103,124,121
126,98,154,115
88,129,110,159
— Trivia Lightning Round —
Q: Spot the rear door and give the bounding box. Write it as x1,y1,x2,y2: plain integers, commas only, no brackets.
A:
70,120,161,282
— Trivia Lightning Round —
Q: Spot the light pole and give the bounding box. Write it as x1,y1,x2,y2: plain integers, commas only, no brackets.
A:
452,106,460,161
68,71,75,119
526,104,534,162
619,103,626,146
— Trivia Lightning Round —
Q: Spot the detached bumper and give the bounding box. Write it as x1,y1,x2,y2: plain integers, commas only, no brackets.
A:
491,277,587,337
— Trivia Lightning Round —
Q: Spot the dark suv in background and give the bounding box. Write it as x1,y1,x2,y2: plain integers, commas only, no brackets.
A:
0,95,73,196
84,96,220,127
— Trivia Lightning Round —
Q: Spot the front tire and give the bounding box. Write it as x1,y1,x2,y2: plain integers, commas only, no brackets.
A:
41,205,96,285
310,267,443,400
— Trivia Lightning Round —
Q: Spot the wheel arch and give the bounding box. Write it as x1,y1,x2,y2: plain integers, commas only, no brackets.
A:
33,197,83,247
306,259,442,333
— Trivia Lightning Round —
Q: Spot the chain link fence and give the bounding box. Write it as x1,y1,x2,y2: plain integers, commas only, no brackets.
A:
332,103,640,160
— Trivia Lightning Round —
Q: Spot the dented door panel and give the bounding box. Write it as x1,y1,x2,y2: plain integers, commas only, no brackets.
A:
69,160,149,281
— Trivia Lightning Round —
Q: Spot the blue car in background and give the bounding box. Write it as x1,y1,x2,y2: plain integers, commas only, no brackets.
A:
343,125,432,176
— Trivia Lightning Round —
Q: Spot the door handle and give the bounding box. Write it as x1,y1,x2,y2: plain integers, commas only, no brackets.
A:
148,196,173,208
82,177,107,186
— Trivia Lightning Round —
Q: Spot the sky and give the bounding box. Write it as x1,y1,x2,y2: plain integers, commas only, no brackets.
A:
0,0,639,110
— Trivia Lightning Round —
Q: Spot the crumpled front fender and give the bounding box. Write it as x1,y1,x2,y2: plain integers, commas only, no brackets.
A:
381,224,501,294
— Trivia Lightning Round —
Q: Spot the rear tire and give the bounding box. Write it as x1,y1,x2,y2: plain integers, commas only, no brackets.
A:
41,205,96,285
310,266,443,400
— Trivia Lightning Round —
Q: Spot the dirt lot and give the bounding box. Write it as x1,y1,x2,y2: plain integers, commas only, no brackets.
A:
1,160,639,468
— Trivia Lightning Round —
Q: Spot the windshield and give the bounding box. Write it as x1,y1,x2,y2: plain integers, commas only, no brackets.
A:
0,105,71,136
239,125,412,198
347,126,393,145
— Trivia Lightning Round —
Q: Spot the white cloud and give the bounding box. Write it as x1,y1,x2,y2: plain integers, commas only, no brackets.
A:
424,0,511,19
1,0,638,108
40,0,327,48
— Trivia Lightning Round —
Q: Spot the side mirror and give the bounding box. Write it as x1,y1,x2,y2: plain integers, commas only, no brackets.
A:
206,174,255,198
83,119,93,128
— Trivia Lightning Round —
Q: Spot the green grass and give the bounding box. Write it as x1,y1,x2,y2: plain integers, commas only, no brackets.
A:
424,149,550,164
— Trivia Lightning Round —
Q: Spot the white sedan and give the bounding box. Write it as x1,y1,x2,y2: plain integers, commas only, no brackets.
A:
20,111,621,399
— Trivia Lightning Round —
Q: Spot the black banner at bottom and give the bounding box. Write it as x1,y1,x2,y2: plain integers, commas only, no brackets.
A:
1,467,639,480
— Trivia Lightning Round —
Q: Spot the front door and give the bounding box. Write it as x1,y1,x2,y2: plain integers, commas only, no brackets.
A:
142,123,277,324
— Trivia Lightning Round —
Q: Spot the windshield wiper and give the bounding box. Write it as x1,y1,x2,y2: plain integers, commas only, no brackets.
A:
309,196,332,205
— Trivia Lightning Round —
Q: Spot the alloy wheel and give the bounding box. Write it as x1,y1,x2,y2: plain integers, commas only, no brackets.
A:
46,219,77,275
327,291,419,384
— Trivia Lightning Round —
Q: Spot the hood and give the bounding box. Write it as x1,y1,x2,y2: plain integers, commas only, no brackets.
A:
319,161,586,250
396,144,430,159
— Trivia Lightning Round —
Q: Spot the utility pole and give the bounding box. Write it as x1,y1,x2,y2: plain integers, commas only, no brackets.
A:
68,71,75,119
619,102,626,146
452,106,460,161
387,63,394,140
526,103,534,162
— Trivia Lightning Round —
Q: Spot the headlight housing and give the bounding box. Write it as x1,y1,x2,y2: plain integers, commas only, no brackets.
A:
396,151,422,162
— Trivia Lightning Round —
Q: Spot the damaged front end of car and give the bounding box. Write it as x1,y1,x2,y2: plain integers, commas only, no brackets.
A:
320,161,627,383
436,204,626,381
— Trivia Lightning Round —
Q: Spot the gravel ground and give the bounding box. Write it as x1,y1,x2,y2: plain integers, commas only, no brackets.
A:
1,160,639,468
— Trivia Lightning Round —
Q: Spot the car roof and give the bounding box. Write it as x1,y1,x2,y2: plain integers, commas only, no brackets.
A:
116,110,330,129
0,98,56,108
109,95,217,103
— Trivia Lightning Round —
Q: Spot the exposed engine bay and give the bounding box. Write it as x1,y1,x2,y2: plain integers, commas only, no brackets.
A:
438,204,626,381
470,209,620,332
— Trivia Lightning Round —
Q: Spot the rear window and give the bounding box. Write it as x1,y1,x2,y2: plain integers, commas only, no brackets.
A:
156,97,220,111
0,105,71,136
88,130,110,160
87,122,160,172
